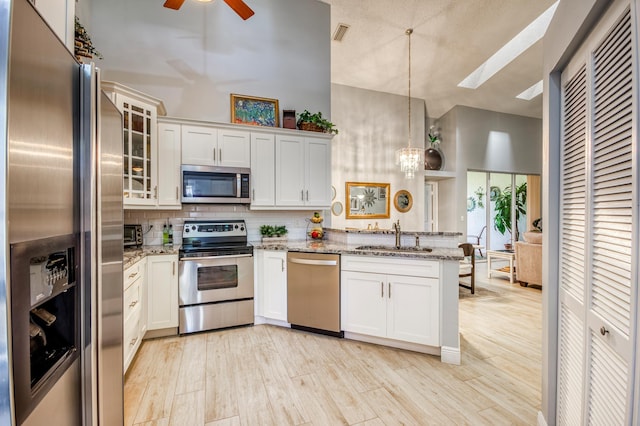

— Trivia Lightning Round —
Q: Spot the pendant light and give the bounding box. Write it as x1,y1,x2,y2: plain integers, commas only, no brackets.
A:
395,28,423,179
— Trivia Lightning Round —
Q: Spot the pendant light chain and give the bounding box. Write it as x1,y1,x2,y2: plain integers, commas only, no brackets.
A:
407,28,412,148
395,28,422,179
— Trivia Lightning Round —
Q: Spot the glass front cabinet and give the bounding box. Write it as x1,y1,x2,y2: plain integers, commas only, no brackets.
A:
101,81,166,208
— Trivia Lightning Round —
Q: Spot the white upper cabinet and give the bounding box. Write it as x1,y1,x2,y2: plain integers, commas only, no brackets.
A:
181,125,250,168
304,137,332,206
275,134,305,206
275,135,331,209
181,125,216,166
218,129,252,168
157,122,182,208
250,133,276,207
101,81,169,210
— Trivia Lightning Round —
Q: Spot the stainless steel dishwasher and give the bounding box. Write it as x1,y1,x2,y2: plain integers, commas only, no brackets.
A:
287,252,342,337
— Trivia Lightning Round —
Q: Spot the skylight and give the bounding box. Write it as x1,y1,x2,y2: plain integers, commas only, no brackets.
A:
516,80,544,100
458,1,559,89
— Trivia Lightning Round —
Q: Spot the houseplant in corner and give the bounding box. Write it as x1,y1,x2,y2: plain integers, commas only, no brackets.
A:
297,110,339,134
260,225,288,244
493,182,527,249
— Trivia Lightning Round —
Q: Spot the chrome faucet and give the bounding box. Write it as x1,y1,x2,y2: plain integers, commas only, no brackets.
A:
393,220,401,248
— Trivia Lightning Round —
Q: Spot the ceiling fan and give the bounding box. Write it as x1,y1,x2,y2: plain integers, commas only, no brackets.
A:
163,0,255,20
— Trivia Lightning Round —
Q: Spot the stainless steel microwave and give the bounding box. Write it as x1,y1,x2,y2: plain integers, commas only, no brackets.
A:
181,165,251,204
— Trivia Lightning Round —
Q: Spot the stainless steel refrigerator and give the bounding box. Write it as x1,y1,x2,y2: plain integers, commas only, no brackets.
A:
1,0,124,424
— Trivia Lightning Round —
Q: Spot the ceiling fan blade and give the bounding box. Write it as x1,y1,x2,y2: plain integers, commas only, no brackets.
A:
223,0,255,20
163,0,186,10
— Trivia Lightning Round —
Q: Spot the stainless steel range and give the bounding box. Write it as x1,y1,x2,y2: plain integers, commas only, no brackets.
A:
178,220,254,334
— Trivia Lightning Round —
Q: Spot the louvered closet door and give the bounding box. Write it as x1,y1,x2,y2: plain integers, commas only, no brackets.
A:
558,63,587,426
558,1,637,424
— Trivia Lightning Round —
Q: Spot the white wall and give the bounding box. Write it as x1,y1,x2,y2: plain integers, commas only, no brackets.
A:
87,0,330,123
436,105,542,237
330,83,427,232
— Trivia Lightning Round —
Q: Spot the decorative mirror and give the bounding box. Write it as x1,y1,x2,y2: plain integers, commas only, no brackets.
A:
394,190,413,213
331,201,343,216
345,182,390,219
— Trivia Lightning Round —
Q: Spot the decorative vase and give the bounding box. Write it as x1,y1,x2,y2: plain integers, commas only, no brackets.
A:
424,145,444,170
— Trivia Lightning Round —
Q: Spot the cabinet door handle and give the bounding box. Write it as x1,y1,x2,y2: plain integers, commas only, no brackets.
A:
219,148,222,163
173,262,176,276
154,186,158,199
252,189,255,201
213,148,216,162
306,190,309,201
281,259,285,272
600,326,609,336
129,300,138,308
388,282,391,298
128,272,138,279
301,190,304,201
381,282,384,298
176,186,179,200
130,337,138,346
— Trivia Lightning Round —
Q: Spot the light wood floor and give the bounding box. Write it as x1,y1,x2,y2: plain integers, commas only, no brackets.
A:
124,262,542,425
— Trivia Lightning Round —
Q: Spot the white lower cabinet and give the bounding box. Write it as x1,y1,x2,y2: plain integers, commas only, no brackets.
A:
123,258,146,373
256,250,288,323
146,254,179,330
341,255,440,347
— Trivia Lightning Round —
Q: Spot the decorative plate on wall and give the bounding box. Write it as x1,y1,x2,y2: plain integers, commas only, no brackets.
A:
331,201,343,216
394,190,413,213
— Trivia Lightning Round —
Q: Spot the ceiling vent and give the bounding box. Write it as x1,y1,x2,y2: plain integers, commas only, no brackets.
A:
333,23,350,42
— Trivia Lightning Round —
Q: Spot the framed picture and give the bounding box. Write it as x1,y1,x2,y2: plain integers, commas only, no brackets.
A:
346,182,391,219
230,94,279,127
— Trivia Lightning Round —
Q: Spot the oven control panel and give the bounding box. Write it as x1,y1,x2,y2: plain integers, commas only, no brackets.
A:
182,220,247,238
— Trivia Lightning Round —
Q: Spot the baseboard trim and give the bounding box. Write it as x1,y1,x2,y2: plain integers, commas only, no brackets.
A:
343,332,441,358
537,411,548,426
440,345,461,365
254,316,290,328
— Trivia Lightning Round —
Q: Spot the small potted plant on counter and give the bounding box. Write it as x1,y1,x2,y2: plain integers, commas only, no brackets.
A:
297,110,339,134
260,225,288,244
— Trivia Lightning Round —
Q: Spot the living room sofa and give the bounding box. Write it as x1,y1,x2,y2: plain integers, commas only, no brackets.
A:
514,231,542,287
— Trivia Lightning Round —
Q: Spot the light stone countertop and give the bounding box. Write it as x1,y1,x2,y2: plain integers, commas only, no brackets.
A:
124,245,180,269
251,240,464,261
331,227,463,237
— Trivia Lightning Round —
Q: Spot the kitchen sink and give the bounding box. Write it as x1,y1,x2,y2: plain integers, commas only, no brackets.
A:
355,245,433,253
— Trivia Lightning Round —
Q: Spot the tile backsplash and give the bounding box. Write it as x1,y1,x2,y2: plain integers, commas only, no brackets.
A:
125,204,321,245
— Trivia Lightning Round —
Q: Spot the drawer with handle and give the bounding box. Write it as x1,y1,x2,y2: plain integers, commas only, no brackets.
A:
123,277,142,322
124,258,145,290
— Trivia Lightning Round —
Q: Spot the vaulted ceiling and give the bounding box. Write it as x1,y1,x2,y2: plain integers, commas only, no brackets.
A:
323,0,556,119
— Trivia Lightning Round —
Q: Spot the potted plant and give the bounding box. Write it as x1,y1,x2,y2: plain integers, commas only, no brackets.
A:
493,182,527,249
297,110,339,134
260,225,288,243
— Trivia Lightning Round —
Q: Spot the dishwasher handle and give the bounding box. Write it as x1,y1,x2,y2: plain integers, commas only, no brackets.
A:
289,258,338,266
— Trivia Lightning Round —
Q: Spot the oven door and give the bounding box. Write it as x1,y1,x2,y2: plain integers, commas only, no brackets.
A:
179,254,254,306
